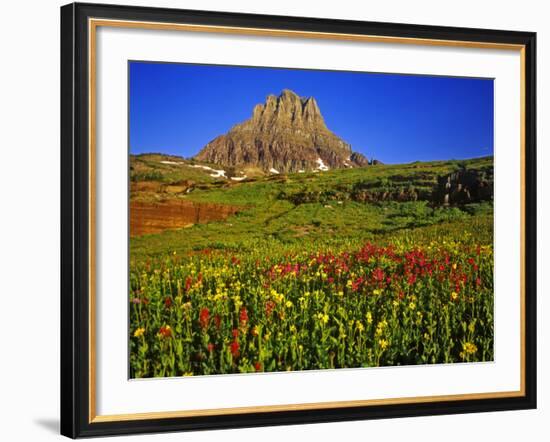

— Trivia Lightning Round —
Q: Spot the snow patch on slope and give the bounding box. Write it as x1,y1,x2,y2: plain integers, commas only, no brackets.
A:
190,164,227,178
316,158,329,171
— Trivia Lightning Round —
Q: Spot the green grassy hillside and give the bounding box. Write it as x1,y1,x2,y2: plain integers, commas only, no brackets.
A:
129,155,494,377
130,155,493,260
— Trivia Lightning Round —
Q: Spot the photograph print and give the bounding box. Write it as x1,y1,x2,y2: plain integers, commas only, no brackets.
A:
129,61,494,379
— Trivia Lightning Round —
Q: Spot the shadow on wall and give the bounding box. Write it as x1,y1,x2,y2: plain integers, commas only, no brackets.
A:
33,418,59,434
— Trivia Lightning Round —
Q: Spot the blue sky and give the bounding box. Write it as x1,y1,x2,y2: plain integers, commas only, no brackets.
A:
129,61,493,164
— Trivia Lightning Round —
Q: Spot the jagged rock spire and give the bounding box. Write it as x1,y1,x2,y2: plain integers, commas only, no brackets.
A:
195,89,368,173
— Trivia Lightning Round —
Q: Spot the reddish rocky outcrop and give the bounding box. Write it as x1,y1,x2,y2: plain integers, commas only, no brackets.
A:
130,200,241,236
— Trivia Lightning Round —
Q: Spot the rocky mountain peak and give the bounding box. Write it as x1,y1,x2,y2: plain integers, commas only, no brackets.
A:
248,90,323,130
195,89,369,173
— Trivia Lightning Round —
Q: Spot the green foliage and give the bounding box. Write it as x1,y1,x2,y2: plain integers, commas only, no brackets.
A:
130,170,165,182
128,155,494,377
129,231,493,377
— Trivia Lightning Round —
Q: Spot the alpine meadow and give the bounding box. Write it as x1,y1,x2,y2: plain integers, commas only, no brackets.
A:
129,62,494,378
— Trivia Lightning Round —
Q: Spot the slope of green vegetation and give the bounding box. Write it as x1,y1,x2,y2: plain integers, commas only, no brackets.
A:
129,156,494,377
130,155,493,260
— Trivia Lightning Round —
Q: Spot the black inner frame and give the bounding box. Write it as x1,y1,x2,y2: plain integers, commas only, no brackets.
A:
60,2,537,438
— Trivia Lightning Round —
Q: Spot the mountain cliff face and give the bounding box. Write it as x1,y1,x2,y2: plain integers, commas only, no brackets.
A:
194,89,368,173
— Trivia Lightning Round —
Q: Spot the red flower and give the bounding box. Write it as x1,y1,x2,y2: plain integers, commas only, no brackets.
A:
230,340,240,357
265,301,276,316
199,307,210,329
351,277,364,292
158,325,172,338
372,267,385,282
164,297,172,308
207,343,215,353
185,276,193,292
254,362,262,372
239,307,249,325
232,328,239,338
476,277,482,286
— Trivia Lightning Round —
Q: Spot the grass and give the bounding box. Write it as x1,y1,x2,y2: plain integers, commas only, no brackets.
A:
129,155,494,377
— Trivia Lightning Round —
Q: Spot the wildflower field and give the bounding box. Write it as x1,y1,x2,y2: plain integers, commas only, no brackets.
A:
130,157,494,378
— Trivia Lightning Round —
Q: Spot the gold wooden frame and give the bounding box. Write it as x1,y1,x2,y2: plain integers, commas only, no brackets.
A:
87,18,527,424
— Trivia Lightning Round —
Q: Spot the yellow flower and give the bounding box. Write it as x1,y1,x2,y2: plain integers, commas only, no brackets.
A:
317,312,329,325
378,339,389,350
452,263,457,270
337,291,344,297
373,289,381,296
409,302,416,310
183,372,194,376
462,342,478,355
451,291,459,301
289,325,297,333
392,300,399,307
366,311,373,324
285,300,293,309
133,327,145,338
346,280,353,288
356,321,364,332
375,320,388,337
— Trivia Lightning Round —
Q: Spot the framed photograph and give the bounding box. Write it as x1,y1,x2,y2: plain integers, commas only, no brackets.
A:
60,2,536,438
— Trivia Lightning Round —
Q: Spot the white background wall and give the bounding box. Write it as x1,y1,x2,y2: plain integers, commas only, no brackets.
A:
0,0,547,440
